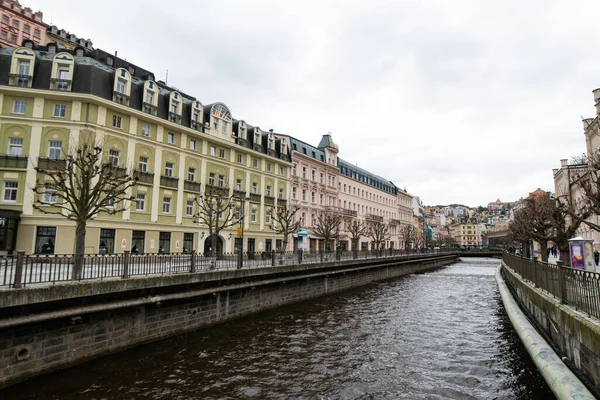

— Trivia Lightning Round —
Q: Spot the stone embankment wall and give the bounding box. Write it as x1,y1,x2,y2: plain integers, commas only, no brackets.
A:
0,254,457,388
501,262,600,396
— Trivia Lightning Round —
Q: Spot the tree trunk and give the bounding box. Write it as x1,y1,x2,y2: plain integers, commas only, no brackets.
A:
211,233,218,258
539,241,549,263
73,219,86,280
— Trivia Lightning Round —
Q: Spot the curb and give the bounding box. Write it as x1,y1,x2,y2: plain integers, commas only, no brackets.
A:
495,267,595,400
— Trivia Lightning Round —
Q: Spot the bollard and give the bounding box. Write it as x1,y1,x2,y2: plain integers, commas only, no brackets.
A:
122,250,130,279
271,250,275,267
190,252,196,273
13,250,25,289
557,260,567,304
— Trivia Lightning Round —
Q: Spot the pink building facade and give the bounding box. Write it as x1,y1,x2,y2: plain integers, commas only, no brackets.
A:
0,1,44,48
277,134,340,252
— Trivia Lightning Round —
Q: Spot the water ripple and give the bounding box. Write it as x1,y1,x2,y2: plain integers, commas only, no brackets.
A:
1,259,554,400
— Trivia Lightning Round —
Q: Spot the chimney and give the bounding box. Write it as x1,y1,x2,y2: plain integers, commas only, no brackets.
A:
552,168,559,175
560,159,568,167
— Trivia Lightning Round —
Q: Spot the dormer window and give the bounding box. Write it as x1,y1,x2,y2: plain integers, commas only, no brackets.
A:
191,101,203,130
9,47,35,88
254,129,261,144
210,103,232,135
113,68,131,106
268,132,275,150
50,53,74,91
75,49,84,57
106,56,113,66
239,121,247,140
168,92,182,124
142,80,158,116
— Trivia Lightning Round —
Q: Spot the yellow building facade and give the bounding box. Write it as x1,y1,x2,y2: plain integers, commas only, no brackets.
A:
0,44,291,255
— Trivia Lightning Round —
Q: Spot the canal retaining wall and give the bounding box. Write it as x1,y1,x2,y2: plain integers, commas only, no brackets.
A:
0,254,457,388
501,261,600,397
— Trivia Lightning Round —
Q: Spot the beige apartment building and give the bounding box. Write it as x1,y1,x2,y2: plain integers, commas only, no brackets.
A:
450,223,479,247
338,159,413,250
0,43,291,254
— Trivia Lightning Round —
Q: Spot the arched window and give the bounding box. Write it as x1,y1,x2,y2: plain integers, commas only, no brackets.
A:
9,47,35,88
50,52,74,91
191,101,203,130
169,92,182,124
142,80,158,116
113,68,131,106
210,103,232,135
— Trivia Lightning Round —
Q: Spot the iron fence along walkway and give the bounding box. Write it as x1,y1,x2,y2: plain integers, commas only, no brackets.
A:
0,248,465,289
503,252,600,320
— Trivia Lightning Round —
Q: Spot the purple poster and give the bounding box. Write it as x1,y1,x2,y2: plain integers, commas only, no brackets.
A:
570,242,585,270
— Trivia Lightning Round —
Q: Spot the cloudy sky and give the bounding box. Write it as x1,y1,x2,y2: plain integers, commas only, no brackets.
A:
28,0,600,207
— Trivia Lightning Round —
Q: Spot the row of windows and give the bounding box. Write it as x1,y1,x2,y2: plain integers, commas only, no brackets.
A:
339,166,394,194
292,164,337,186
11,99,66,118
341,183,395,207
0,14,41,37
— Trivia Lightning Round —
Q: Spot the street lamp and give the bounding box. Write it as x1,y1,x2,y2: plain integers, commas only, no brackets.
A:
236,196,249,269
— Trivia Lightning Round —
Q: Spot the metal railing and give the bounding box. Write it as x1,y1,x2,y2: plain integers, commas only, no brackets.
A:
1,248,459,289
0,154,28,169
503,253,600,319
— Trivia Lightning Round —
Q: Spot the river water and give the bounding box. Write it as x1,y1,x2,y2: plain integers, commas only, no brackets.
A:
2,257,554,399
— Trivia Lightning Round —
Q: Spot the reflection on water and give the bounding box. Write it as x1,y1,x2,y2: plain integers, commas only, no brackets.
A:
1,257,554,400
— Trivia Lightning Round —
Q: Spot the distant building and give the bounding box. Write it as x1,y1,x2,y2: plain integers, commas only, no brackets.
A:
46,25,93,51
0,0,44,48
450,223,479,247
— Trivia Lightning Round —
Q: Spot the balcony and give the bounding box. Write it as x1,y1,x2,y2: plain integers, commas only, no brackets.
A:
160,175,179,188
277,198,287,208
267,148,277,157
169,112,182,124
390,219,401,225
253,143,262,152
233,189,247,198
36,157,65,171
143,102,158,116
205,184,229,197
0,154,27,169
325,205,344,214
280,153,290,162
113,91,130,105
248,193,261,203
237,137,248,147
184,180,202,192
264,196,275,205
342,208,357,217
191,120,203,131
134,170,154,184
366,214,384,222
9,74,31,87
50,78,71,91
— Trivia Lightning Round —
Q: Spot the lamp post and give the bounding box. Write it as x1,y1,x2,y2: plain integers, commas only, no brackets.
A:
236,196,249,269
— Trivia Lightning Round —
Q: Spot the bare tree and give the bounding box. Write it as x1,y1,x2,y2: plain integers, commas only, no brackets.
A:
345,219,367,258
194,185,241,257
399,224,417,250
368,222,390,255
509,191,586,262
269,204,301,252
32,131,137,279
312,211,342,253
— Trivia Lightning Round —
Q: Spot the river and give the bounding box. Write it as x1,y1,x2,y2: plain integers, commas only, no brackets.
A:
1,257,554,399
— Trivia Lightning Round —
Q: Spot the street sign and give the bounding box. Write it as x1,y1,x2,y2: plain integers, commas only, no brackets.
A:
237,227,243,237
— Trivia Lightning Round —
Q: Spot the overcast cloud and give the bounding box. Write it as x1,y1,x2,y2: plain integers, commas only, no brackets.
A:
30,0,600,206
